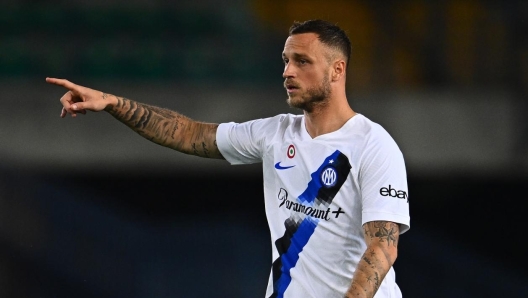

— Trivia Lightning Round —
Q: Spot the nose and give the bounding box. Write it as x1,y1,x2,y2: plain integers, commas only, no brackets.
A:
283,62,295,79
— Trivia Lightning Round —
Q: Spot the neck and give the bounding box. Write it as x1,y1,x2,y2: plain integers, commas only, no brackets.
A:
303,93,356,138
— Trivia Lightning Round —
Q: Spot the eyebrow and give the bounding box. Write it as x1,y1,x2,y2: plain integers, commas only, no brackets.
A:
282,52,311,60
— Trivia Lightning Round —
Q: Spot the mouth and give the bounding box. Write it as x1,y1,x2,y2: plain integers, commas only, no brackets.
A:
284,81,300,93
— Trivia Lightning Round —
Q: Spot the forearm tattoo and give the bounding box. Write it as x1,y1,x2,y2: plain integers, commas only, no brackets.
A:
364,221,399,247
105,95,220,158
345,221,400,298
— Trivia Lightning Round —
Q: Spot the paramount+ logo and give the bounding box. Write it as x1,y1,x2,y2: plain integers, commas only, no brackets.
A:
379,185,409,203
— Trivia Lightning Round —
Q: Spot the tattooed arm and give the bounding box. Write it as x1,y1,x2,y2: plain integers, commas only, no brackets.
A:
345,221,400,298
105,96,221,158
46,77,223,159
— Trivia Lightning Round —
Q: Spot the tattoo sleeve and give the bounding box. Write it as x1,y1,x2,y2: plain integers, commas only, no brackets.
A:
345,221,400,298
105,95,223,159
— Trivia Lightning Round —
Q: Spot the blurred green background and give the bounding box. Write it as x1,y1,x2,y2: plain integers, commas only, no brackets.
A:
1,1,527,297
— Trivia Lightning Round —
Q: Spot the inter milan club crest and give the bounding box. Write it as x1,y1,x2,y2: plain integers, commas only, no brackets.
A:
287,145,295,158
320,165,338,187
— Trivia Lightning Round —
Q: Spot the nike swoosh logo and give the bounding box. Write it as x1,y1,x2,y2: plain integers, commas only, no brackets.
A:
275,162,295,170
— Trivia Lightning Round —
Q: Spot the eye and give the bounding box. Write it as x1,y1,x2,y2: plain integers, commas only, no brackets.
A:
283,58,289,65
299,59,307,65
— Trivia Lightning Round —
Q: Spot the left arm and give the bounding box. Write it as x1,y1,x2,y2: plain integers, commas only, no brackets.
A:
345,221,400,298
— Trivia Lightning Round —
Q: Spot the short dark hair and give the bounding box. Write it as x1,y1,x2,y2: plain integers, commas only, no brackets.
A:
289,19,352,66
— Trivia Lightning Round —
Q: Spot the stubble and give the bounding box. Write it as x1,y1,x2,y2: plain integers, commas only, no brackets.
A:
287,73,331,113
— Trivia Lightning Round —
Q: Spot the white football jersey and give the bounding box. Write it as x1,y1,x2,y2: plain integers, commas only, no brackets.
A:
216,113,410,298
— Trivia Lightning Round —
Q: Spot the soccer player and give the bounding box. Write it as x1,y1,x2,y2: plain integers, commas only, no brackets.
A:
47,19,410,298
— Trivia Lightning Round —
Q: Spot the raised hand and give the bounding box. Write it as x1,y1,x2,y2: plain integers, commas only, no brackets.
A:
46,77,117,118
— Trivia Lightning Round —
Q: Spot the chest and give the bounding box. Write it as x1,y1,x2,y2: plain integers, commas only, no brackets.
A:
265,140,359,208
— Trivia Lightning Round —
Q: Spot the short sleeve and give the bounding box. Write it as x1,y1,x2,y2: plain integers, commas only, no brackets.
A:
217,116,282,165
359,126,410,234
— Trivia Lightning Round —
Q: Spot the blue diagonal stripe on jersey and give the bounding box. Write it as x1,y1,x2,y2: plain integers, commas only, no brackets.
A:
276,218,317,297
270,150,351,298
298,150,342,204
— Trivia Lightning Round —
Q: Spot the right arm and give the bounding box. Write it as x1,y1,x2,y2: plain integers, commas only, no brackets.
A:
106,95,221,158
46,77,223,159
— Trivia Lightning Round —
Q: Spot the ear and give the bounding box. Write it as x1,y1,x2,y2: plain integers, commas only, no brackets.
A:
331,59,346,82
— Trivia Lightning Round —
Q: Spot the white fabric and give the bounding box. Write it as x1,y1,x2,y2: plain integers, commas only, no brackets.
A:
216,113,410,298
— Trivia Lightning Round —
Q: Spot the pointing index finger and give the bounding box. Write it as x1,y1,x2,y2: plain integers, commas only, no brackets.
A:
46,77,77,90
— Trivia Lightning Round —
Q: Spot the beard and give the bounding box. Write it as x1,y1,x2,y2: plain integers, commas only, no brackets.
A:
286,73,331,112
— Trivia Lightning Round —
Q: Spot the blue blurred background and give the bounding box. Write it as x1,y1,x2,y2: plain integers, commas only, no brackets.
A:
1,0,527,297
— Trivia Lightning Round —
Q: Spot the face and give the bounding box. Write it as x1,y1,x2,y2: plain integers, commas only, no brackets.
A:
282,33,332,111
